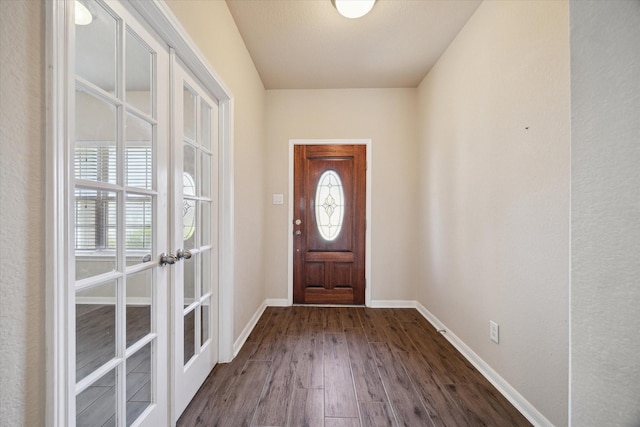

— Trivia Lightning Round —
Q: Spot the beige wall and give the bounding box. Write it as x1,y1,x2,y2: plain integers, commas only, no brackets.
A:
416,1,570,425
165,0,267,340
570,1,640,425
264,89,420,302
0,1,46,426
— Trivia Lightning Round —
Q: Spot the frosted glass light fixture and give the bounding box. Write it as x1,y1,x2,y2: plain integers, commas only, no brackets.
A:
333,0,376,19
75,1,93,26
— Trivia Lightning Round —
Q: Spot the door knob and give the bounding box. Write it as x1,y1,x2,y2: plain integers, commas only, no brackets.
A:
295,230,302,235
176,249,192,260
159,252,177,266
295,219,302,225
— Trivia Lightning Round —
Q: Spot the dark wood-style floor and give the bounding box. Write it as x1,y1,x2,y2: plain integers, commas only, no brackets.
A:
178,306,531,427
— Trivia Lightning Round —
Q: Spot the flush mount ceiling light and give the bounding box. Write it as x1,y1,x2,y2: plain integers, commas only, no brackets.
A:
332,0,376,19
75,1,93,26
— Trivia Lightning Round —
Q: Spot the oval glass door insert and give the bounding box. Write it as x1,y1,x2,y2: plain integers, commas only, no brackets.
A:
315,170,345,241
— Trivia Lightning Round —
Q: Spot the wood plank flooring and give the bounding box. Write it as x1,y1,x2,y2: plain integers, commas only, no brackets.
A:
178,306,531,427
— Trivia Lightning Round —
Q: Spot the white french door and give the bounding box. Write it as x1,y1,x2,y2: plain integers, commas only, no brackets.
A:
52,1,233,425
70,1,168,425
171,58,220,422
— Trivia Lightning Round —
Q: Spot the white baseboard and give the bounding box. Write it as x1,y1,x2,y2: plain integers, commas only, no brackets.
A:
413,301,553,427
232,300,268,357
369,299,417,308
232,298,290,356
265,298,290,307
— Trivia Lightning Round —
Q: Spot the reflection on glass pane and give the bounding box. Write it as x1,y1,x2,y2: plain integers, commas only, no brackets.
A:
200,152,211,198
201,298,210,347
183,198,196,249
183,86,196,141
126,194,152,261
75,91,117,184
201,249,211,296
126,343,152,426
184,309,195,365
75,189,117,280
125,30,152,115
76,281,117,382
75,0,117,94
183,144,197,194
126,269,151,347
76,368,116,426
183,255,196,308
125,114,152,189
201,100,211,149
200,201,211,247
183,145,197,249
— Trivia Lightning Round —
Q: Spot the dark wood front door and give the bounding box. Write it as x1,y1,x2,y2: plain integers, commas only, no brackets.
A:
293,144,366,305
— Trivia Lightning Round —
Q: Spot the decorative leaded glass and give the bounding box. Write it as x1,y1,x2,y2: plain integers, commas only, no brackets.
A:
315,170,345,241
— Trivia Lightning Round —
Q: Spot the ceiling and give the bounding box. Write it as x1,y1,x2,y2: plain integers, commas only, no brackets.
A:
225,0,482,90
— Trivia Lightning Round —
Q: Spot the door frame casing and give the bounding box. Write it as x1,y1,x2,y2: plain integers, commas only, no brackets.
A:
288,139,372,306
45,1,235,425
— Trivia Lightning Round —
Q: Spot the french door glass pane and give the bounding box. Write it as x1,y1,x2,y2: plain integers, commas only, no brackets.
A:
200,152,211,198
125,30,152,115
126,269,151,347
75,0,117,94
75,189,117,280
184,309,195,365
200,100,211,150
125,113,153,189
75,91,117,184
76,368,117,426
125,194,152,265
183,255,196,308
183,198,197,249
183,86,196,141
201,297,210,346
200,249,211,296
76,280,117,382
184,143,197,249
200,201,211,247
126,343,152,426
183,144,197,194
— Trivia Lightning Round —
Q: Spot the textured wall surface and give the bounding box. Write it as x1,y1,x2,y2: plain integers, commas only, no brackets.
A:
0,0,46,425
264,88,420,302
570,1,640,426
416,1,570,425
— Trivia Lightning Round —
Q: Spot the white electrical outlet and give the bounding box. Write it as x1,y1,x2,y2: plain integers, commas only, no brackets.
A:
490,321,499,344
